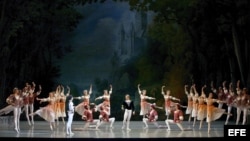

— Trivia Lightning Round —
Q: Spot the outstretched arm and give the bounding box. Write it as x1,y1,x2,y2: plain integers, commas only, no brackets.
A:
32,82,36,91
223,81,227,89
109,85,112,95
193,84,198,95
161,86,165,95
95,96,103,101
138,84,141,95
145,95,155,100
171,96,180,102
236,80,241,95
36,97,49,104
56,85,61,95
190,84,194,95
61,85,65,95
211,81,216,93
89,84,92,95
184,85,189,95
36,85,42,96
201,85,206,97
66,86,70,96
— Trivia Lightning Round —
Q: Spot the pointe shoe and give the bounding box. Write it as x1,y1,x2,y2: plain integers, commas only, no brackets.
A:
50,125,53,131
126,128,131,131
15,128,19,133
144,126,148,129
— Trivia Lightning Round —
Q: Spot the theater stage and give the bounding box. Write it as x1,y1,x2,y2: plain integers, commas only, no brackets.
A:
0,120,228,138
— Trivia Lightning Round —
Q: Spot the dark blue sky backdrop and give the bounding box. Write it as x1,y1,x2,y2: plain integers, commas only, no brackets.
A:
56,1,153,93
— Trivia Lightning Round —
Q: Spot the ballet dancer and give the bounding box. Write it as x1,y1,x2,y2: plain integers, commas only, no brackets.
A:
121,94,135,131
82,104,100,130
142,103,161,129
22,84,31,126
27,82,42,125
205,92,228,134
30,91,56,130
165,103,189,131
224,82,236,125
66,95,74,135
191,84,199,127
75,84,92,116
162,85,180,120
234,80,250,125
58,85,69,125
6,87,23,133
138,84,155,118
95,85,112,115
96,105,115,129
184,85,193,122
211,81,226,109
197,85,207,129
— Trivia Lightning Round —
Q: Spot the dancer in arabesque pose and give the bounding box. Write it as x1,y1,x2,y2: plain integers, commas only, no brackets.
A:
30,91,56,131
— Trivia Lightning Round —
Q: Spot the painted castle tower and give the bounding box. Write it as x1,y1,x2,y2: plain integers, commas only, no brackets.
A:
116,11,149,65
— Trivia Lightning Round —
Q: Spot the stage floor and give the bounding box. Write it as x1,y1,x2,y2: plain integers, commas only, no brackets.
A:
0,120,229,138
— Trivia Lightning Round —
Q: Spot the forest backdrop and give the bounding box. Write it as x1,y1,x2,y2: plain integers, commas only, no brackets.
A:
0,0,250,120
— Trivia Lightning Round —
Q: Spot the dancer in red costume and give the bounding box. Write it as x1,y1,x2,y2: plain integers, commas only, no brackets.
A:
95,85,112,115
211,81,227,109
6,87,24,133
234,80,250,125
27,82,42,125
224,82,236,125
75,84,93,116
142,103,162,129
96,105,115,129
82,104,100,130
137,84,155,118
165,103,190,131
161,85,180,120
22,83,31,126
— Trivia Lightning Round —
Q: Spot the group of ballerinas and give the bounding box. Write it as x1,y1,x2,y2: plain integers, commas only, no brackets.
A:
1,81,249,135
72,84,116,134
184,80,250,133
0,82,42,133
137,81,249,134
